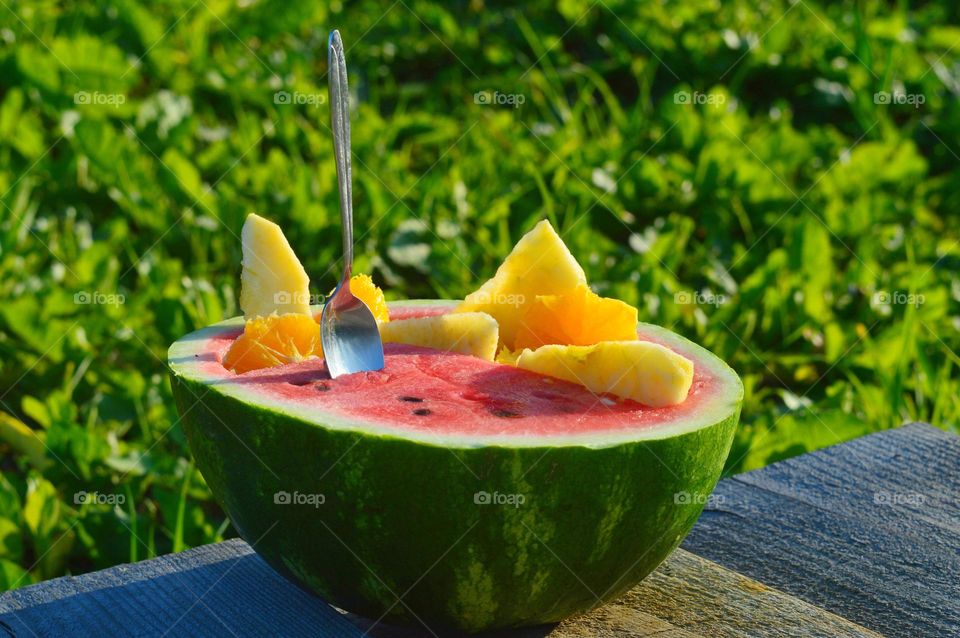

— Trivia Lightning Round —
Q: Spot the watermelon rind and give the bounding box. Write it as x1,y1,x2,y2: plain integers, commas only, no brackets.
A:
168,301,742,633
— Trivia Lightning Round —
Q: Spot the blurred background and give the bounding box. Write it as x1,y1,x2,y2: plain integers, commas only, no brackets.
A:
0,0,957,589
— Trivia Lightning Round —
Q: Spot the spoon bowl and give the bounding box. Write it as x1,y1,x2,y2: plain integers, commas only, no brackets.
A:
320,30,384,378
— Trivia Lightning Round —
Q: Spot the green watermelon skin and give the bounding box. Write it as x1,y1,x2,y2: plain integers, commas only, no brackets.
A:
169,302,741,633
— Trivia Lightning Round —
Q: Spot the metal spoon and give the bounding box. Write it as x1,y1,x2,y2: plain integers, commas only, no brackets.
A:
320,30,384,378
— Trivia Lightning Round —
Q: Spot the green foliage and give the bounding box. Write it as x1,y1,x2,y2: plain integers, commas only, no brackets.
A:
0,0,958,587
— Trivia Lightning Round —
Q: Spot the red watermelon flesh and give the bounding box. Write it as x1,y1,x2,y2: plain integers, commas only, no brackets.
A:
192,304,725,440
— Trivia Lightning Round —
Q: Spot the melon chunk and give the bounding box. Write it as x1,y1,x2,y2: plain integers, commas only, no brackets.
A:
380,312,498,361
495,347,521,366
349,273,390,324
516,341,694,407
514,283,638,350
239,213,311,318
223,313,322,374
457,220,585,349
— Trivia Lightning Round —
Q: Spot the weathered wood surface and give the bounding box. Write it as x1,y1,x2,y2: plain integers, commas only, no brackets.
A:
558,548,884,638
683,422,960,638
0,540,880,638
351,548,883,638
0,539,361,638
0,422,954,637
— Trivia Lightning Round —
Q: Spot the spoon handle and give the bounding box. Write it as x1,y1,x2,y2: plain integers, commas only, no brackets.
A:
329,30,353,280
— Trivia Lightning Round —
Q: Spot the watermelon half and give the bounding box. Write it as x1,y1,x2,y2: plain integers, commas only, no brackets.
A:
168,301,742,633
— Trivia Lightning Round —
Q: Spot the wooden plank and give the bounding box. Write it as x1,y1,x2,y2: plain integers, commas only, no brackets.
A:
683,422,960,638
555,548,884,638
0,539,363,638
0,539,880,638
349,548,883,637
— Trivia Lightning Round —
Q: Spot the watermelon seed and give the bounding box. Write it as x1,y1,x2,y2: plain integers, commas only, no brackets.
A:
489,408,522,418
314,382,331,392
412,408,432,416
398,396,424,403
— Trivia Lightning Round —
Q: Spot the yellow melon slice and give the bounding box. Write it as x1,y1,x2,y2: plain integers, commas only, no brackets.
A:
223,313,322,374
348,273,390,324
457,220,585,350
380,312,498,361
514,283,638,351
515,341,694,407
239,213,311,318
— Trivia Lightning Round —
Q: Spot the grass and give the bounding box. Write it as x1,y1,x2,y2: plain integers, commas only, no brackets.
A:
0,0,958,589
